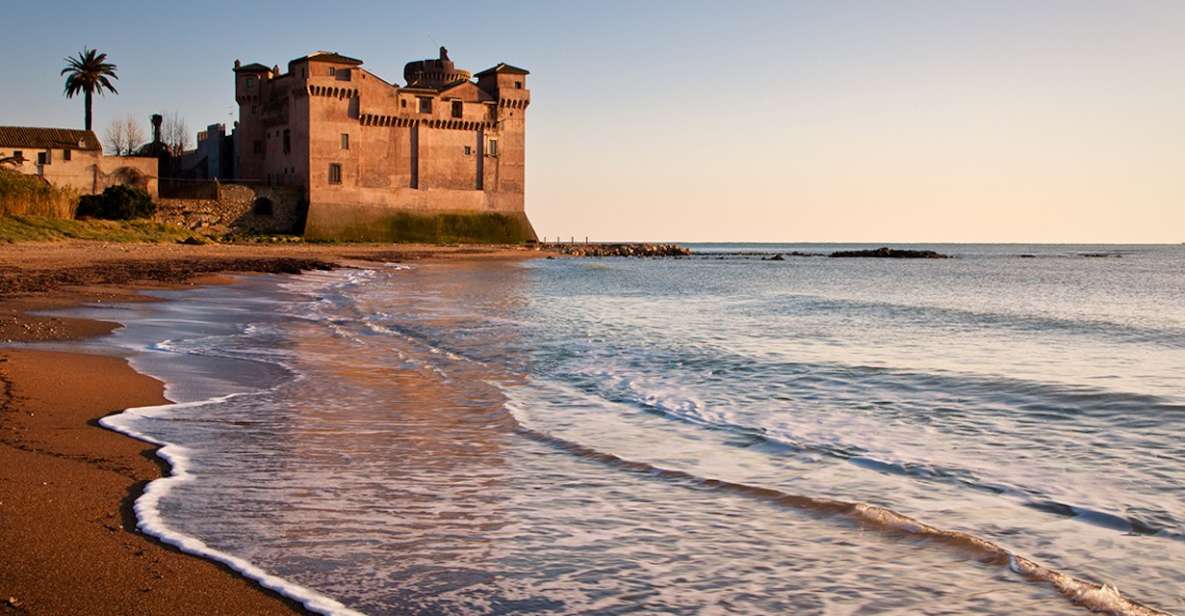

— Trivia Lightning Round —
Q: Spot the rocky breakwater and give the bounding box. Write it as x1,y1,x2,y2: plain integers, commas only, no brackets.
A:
544,243,692,257
829,247,950,259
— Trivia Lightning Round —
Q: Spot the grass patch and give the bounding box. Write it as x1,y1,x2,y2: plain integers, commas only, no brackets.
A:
0,168,78,218
0,215,201,243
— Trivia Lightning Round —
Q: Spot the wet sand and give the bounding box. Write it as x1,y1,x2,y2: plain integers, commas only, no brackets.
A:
0,240,547,614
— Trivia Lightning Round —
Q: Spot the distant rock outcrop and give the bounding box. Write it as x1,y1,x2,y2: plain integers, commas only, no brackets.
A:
829,247,950,259
544,243,691,257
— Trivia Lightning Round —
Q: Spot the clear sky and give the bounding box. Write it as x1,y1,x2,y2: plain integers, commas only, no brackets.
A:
3,1,1183,243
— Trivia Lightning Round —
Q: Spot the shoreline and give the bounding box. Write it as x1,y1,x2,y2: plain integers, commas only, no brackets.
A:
0,240,548,614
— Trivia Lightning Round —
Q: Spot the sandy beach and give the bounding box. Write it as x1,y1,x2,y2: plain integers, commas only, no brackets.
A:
0,240,545,615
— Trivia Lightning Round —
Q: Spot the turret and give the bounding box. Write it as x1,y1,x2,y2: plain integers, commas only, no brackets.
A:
475,63,530,98
234,59,272,105
404,46,472,88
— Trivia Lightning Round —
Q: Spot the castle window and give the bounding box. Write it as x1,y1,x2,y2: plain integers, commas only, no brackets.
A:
282,129,290,154
328,163,342,184
12,150,21,162
253,140,263,154
246,76,256,90
418,97,432,113
451,100,463,118
487,139,498,157
340,133,349,150
328,67,336,76
401,99,407,109
464,145,472,156
62,148,71,161
37,151,50,165
515,81,523,89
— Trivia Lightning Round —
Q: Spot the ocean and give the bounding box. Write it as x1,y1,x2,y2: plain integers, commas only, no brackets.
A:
61,244,1184,614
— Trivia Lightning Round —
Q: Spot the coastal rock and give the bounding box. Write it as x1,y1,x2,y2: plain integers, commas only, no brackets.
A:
829,247,950,259
544,243,691,258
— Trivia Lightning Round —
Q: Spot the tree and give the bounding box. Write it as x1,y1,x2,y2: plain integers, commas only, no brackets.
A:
162,111,191,157
104,114,145,156
61,48,119,132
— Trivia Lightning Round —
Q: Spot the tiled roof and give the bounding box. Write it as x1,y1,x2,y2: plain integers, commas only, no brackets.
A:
0,126,101,151
235,62,272,73
297,51,363,66
474,63,529,77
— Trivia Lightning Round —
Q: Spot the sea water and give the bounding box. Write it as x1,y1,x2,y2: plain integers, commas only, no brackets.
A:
62,244,1185,614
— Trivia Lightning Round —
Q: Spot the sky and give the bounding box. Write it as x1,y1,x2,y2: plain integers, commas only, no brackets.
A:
2,0,1183,243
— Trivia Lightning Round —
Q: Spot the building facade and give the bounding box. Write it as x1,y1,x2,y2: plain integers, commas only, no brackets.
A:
0,126,158,198
233,48,535,242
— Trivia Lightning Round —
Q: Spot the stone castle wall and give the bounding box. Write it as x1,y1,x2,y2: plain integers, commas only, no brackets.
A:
232,51,536,243
156,181,304,235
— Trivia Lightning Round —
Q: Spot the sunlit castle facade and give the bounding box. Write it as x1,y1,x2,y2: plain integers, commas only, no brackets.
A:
233,47,535,242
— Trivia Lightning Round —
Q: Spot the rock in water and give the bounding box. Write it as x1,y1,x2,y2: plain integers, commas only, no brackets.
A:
829,247,950,259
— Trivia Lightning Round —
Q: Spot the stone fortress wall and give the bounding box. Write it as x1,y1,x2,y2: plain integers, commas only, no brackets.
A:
155,181,304,235
233,48,536,243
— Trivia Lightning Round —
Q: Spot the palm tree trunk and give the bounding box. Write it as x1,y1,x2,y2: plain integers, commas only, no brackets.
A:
84,90,93,131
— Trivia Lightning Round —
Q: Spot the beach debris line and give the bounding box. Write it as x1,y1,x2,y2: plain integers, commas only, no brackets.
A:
541,242,691,257
828,247,951,259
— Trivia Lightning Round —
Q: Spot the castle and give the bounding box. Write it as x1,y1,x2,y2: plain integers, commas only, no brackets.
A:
232,47,535,242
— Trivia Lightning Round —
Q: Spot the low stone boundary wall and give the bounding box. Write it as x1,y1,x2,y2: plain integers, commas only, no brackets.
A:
155,182,305,235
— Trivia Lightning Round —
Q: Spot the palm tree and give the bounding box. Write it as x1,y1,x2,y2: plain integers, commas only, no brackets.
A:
61,47,119,131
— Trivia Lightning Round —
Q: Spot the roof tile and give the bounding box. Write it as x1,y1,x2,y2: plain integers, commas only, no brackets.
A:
0,127,101,151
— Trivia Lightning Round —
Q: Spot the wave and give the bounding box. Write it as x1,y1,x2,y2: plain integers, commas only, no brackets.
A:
557,360,1185,539
510,419,1174,616
93,271,374,615
100,393,366,616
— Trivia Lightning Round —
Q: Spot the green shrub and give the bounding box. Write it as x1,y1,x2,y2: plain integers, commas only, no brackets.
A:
75,185,156,220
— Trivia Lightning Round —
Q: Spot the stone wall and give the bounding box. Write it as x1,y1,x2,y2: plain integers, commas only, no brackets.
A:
156,182,305,235
305,204,536,243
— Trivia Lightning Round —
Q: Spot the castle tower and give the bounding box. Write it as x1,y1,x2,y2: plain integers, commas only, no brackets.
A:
475,62,530,209
233,59,272,181
403,47,472,88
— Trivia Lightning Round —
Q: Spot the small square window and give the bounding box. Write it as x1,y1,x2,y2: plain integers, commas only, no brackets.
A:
328,163,342,184
37,151,50,165
464,145,472,156
246,76,257,90
418,97,432,114
341,133,349,150
62,148,71,161
328,67,336,76
451,100,463,118
514,81,523,89
13,150,22,161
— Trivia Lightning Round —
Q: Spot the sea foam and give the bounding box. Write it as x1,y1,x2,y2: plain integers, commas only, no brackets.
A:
101,394,367,616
